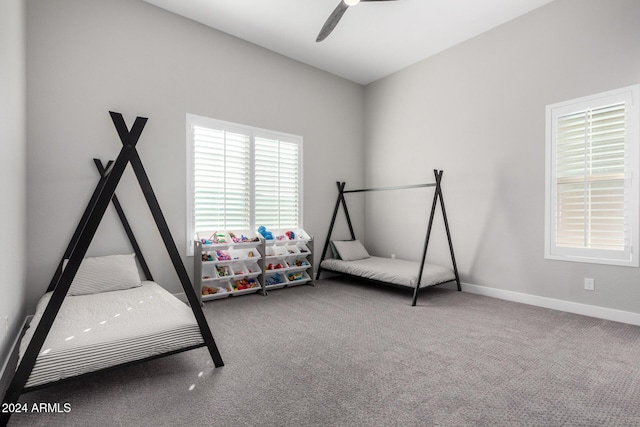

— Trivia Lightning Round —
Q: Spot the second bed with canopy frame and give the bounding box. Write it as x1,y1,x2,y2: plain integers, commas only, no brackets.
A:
316,170,461,306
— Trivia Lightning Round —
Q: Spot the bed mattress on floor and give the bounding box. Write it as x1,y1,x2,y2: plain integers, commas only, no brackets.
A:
20,281,204,388
321,256,455,289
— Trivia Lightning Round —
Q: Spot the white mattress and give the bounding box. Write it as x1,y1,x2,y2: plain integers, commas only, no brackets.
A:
321,256,455,289
20,281,204,388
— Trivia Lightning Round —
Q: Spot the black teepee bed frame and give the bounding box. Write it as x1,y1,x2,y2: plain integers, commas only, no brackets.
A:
1,112,223,425
316,170,461,306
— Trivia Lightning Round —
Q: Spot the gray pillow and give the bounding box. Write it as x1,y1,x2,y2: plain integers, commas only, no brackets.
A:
331,240,370,261
65,254,142,296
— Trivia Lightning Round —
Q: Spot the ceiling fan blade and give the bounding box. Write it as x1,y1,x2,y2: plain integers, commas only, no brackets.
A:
316,1,350,42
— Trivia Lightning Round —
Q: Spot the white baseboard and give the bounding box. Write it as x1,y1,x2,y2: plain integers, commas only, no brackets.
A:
461,282,640,326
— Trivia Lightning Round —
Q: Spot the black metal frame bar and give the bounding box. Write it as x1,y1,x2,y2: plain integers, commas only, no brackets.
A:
22,343,207,393
111,112,222,368
1,112,223,425
320,269,454,295
316,170,460,306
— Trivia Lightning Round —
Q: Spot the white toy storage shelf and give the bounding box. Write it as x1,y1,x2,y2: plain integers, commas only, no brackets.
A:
194,231,264,302
262,229,314,290
193,229,313,303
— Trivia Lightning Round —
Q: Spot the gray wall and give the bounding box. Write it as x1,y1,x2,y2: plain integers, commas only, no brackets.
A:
0,0,27,372
26,0,365,310
363,0,640,313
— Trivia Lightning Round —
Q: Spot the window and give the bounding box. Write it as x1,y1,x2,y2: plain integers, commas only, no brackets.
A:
545,85,639,266
186,114,303,254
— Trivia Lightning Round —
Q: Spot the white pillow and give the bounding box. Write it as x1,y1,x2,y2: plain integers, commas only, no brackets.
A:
331,240,370,261
64,254,142,296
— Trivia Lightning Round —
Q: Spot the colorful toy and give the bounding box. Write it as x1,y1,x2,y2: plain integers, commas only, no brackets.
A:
288,272,304,281
233,278,258,291
202,286,228,295
285,230,295,240
266,262,285,270
215,250,231,261
266,274,283,286
208,232,227,244
216,265,230,277
258,226,274,240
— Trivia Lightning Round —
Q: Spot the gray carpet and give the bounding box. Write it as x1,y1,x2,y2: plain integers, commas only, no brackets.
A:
7,278,640,426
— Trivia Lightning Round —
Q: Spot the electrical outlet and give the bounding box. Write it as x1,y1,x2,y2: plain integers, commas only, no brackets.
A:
584,278,595,291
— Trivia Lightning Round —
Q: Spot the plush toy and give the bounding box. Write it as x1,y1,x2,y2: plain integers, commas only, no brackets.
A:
285,230,295,240
258,226,274,240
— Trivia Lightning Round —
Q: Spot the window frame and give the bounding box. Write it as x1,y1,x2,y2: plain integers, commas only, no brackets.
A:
186,113,303,255
544,85,640,267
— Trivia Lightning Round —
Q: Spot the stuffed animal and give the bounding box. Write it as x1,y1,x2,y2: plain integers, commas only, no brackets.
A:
258,226,274,240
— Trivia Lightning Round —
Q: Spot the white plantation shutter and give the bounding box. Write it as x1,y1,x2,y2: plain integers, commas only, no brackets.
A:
546,85,639,266
555,104,627,250
192,126,251,232
255,137,300,229
186,114,303,254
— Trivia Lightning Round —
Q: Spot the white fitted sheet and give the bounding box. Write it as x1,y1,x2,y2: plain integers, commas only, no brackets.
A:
20,281,204,388
321,256,455,289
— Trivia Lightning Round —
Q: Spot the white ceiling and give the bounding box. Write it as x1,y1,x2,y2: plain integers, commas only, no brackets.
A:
142,0,555,85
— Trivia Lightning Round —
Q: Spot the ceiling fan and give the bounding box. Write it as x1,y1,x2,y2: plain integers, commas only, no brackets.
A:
316,0,398,42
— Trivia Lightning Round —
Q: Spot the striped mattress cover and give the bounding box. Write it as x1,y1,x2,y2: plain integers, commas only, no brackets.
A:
321,256,455,289
19,281,204,389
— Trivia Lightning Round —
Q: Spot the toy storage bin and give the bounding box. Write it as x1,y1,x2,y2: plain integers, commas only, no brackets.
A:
284,245,300,256
228,262,246,277
201,250,216,263
286,271,311,286
265,258,288,271
267,245,288,257
230,277,261,295
266,229,291,242
293,229,311,241
214,264,233,278
296,243,311,254
213,249,232,262
227,230,259,244
198,231,231,245
243,261,261,276
201,282,232,300
287,257,310,271
229,247,261,261
264,272,287,289
201,264,219,281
